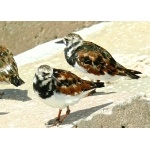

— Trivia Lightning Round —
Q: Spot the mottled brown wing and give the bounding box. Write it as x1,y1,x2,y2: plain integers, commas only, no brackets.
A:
76,41,125,76
53,69,95,96
0,45,19,82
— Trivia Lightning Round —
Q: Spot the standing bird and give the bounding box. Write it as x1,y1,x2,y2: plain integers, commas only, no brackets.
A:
55,33,142,82
33,65,104,126
0,45,25,95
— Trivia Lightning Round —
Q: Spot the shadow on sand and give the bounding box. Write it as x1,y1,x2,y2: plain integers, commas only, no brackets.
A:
0,112,10,115
47,102,113,127
0,89,31,101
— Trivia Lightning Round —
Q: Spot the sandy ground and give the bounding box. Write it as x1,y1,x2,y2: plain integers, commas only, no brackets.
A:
0,22,150,128
0,21,99,55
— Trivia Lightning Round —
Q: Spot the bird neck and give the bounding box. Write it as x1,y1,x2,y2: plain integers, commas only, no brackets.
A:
33,74,55,99
65,40,82,58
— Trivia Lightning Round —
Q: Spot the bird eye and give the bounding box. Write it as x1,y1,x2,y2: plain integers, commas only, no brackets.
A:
43,72,49,76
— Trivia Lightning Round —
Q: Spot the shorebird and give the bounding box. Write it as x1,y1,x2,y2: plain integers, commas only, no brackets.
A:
0,45,25,97
33,65,105,126
55,33,142,82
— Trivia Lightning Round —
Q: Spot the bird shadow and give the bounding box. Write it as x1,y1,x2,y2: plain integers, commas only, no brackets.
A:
64,102,113,125
0,89,31,101
92,91,116,96
47,102,113,127
0,112,10,115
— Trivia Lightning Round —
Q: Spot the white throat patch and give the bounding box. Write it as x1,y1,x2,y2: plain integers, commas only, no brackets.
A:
67,48,74,57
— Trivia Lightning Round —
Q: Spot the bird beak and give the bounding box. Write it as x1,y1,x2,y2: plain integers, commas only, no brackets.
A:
51,75,61,83
55,39,64,44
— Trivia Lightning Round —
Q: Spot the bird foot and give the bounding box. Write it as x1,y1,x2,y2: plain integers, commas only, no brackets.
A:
45,118,62,128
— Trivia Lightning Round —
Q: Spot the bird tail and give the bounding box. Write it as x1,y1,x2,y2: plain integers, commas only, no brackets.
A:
86,81,104,96
10,76,25,87
125,69,142,79
94,81,105,88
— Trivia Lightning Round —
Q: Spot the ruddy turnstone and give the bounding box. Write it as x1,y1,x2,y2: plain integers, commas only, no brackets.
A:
33,65,104,126
55,33,142,82
0,45,25,88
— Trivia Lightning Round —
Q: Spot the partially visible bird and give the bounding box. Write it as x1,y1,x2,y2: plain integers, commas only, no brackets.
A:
55,33,142,82
0,45,25,92
33,65,105,127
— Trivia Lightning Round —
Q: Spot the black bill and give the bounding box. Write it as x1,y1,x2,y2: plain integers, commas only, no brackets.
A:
55,39,64,44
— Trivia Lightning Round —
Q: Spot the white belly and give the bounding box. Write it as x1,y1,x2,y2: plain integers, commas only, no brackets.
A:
84,72,121,82
35,89,94,109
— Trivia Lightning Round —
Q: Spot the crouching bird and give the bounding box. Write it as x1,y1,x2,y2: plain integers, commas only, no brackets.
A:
55,33,142,82
0,45,25,97
33,65,105,127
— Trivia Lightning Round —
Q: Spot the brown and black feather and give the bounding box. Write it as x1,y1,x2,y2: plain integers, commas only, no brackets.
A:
53,68,104,95
0,45,25,86
65,39,141,79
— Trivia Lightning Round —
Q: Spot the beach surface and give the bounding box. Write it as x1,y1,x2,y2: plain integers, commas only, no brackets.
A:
0,22,150,128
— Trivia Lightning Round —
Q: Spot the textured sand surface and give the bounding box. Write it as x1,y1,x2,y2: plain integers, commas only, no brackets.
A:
0,22,150,128
0,21,99,55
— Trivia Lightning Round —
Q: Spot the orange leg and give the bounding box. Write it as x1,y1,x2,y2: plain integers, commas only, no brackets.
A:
58,106,70,123
46,106,70,127
56,109,62,121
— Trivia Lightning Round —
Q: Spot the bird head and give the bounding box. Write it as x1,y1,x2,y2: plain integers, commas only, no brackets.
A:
55,33,83,47
36,65,53,81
